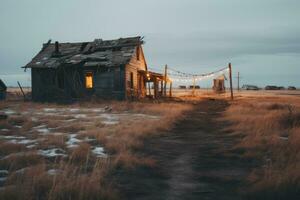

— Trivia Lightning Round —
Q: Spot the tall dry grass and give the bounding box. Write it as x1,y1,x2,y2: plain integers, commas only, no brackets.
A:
222,96,300,199
0,100,192,199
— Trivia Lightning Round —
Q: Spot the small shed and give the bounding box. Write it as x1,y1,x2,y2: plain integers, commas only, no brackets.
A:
0,79,7,100
213,74,226,93
23,36,164,102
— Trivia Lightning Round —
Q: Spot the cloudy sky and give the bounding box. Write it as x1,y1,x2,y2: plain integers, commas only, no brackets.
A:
0,0,299,87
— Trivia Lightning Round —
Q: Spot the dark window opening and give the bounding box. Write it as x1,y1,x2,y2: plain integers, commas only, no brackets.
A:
130,72,134,89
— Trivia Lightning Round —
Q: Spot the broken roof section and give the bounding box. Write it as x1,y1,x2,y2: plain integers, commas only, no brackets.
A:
24,36,143,69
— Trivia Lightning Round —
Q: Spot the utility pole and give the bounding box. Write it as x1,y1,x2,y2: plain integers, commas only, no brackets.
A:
235,72,242,91
229,63,234,100
163,65,167,97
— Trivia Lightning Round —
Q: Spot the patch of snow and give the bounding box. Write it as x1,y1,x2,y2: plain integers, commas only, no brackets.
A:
0,170,8,175
14,125,22,129
66,134,81,148
16,139,36,145
74,114,87,119
31,117,38,122
92,146,107,158
100,113,119,121
33,125,47,129
37,128,50,134
132,113,160,119
47,169,62,176
0,169,8,182
3,109,16,115
92,108,106,113
33,125,51,135
0,129,9,132
38,148,67,158
102,121,119,125
1,135,26,140
26,144,36,149
279,136,288,140
43,108,57,112
99,113,119,125
69,108,80,112
64,118,77,122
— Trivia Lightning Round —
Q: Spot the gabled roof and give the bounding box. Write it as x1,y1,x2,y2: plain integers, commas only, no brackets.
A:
24,36,143,69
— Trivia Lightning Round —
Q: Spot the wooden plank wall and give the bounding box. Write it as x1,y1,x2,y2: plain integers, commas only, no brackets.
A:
125,45,147,99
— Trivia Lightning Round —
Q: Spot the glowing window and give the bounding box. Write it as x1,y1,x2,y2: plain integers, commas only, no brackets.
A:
85,72,93,89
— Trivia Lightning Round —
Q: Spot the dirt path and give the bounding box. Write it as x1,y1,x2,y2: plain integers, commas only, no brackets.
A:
115,99,256,200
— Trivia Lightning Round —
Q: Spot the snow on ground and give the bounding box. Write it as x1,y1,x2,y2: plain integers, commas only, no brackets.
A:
66,134,81,148
0,105,162,169
0,135,26,140
74,114,87,119
38,148,67,158
9,139,36,145
3,109,16,115
33,124,51,135
92,146,107,158
0,170,9,184
47,169,62,176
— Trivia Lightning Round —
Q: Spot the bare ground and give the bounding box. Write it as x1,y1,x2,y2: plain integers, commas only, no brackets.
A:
115,99,257,200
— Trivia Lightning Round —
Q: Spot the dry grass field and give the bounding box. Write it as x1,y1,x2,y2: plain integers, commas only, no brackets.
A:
1,89,300,199
222,93,300,199
0,99,192,199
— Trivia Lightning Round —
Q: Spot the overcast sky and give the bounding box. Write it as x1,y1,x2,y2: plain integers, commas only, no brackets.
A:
0,0,299,87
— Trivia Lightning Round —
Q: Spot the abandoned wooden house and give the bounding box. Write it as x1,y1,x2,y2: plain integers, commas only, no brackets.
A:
0,79,7,100
212,74,226,93
23,36,169,102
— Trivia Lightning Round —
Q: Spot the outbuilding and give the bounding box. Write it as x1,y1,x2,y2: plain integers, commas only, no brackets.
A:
213,74,226,93
0,79,7,100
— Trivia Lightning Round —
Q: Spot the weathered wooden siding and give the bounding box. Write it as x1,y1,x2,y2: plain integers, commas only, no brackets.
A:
93,66,125,100
125,45,147,99
32,68,58,101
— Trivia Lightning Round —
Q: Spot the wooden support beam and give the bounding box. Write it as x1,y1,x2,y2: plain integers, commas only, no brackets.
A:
160,80,163,97
17,81,26,101
148,82,151,96
163,65,167,97
169,82,173,97
154,79,158,98
229,63,234,100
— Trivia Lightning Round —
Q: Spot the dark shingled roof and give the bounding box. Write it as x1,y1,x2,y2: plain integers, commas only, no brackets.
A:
24,36,143,69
